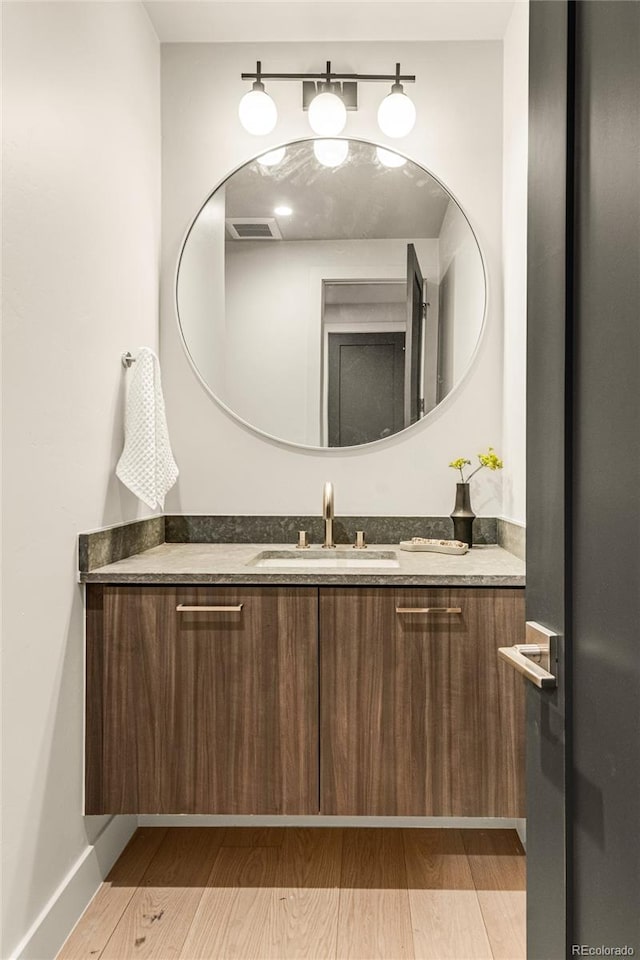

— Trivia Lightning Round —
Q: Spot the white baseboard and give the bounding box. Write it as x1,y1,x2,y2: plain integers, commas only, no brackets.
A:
138,813,525,830
9,816,137,960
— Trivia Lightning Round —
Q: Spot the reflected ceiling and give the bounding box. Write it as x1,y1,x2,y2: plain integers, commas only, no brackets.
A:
225,141,449,241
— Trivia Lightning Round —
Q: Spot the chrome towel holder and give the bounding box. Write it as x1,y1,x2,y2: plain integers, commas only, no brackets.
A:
121,351,137,369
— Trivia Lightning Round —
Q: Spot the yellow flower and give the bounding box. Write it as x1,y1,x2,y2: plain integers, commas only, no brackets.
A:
448,447,503,482
477,447,504,471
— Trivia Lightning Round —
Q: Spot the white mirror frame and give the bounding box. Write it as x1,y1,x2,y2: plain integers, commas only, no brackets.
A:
174,136,489,452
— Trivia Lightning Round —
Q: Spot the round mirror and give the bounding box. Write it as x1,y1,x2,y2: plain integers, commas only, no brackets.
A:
177,138,486,449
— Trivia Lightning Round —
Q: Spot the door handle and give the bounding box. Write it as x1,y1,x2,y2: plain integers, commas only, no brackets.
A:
498,621,558,689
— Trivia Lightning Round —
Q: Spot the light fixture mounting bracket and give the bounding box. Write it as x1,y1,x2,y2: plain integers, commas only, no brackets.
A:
302,80,358,111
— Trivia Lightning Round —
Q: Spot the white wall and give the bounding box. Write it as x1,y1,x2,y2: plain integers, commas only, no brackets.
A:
502,1,529,524
161,41,504,517
177,188,226,391
2,3,160,956
223,237,438,445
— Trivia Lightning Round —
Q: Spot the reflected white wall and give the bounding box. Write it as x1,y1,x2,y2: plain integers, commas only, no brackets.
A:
223,238,438,444
438,200,486,390
177,188,226,392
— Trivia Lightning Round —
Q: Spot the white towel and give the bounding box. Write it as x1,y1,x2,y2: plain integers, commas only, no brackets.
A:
116,347,179,509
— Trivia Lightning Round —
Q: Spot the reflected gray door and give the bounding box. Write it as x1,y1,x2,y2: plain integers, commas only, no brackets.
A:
327,332,405,447
405,243,424,427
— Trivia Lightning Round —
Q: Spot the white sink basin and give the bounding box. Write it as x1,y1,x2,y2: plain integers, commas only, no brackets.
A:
248,549,399,569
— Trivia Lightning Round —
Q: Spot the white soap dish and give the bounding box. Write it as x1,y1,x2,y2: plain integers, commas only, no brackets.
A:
399,538,469,555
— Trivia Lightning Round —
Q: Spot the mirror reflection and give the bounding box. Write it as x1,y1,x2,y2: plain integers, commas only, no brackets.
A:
177,139,485,448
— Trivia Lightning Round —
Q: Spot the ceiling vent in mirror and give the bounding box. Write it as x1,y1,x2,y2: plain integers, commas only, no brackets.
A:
225,217,282,240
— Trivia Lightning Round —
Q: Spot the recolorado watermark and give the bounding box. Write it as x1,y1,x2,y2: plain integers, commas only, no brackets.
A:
572,947,635,957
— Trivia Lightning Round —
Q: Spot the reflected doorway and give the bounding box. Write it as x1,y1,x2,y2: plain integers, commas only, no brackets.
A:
321,246,438,446
326,329,405,446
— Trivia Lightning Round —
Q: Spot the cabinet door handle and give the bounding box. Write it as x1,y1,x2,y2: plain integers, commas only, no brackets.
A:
176,604,244,613
395,606,462,614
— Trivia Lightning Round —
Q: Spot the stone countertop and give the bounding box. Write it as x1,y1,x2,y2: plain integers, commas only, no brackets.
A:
80,542,525,586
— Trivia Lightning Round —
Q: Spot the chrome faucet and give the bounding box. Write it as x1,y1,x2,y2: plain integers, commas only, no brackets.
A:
322,481,336,548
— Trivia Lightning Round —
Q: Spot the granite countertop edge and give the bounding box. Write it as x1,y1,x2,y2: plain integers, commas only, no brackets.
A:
80,542,525,587
80,571,525,586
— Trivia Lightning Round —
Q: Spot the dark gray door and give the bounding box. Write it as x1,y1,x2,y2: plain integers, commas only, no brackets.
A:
521,3,640,958
571,0,640,953
405,243,424,427
525,4,572,956
327,331,405,447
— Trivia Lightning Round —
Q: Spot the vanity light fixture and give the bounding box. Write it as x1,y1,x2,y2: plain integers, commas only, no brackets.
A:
377,64,417,138
238,62,278,135
307,85,347,136
274,205,293,216
240,61,416,138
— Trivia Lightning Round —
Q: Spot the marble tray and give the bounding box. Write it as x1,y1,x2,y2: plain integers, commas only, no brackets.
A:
399,539,469,556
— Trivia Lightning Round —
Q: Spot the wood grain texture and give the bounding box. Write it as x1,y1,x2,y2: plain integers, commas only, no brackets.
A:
57,828,168,960
57,827,526,960
463,829,526,960
99,828,224,959
403,829,493,960
221,827,286,847
337,828,414,960
179,845,281,959
84,585,104,814
87,586,318,814
320,587,525,816
181,828,342,959
263,828,343,959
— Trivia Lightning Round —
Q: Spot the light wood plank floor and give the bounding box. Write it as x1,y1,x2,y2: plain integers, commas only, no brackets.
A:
58,827,525,960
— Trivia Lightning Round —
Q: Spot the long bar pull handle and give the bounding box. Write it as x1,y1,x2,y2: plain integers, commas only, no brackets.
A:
395,607,462,614
176,604,244,613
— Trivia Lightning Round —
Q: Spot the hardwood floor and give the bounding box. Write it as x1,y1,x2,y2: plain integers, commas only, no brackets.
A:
58,828,525,960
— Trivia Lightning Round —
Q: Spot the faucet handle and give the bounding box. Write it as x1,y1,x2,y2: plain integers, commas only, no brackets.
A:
296,530,310,549
353,530,367,550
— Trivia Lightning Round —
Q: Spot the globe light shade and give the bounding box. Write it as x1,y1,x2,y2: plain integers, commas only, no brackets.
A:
313,139,349,168
308,91,347,136
376,146,407,168
377,89,417,138
238,87,278,135
257,147,286,167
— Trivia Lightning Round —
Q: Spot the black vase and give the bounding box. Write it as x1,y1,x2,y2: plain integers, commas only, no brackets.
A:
450,482,475,547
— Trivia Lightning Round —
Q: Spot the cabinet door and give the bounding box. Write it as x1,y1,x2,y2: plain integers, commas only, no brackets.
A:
320,587,525,816
86,585,318,815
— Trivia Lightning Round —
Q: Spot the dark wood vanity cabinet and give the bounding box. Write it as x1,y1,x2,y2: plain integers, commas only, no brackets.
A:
85,583,524,818
85,585,319,815
319,587,525,817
